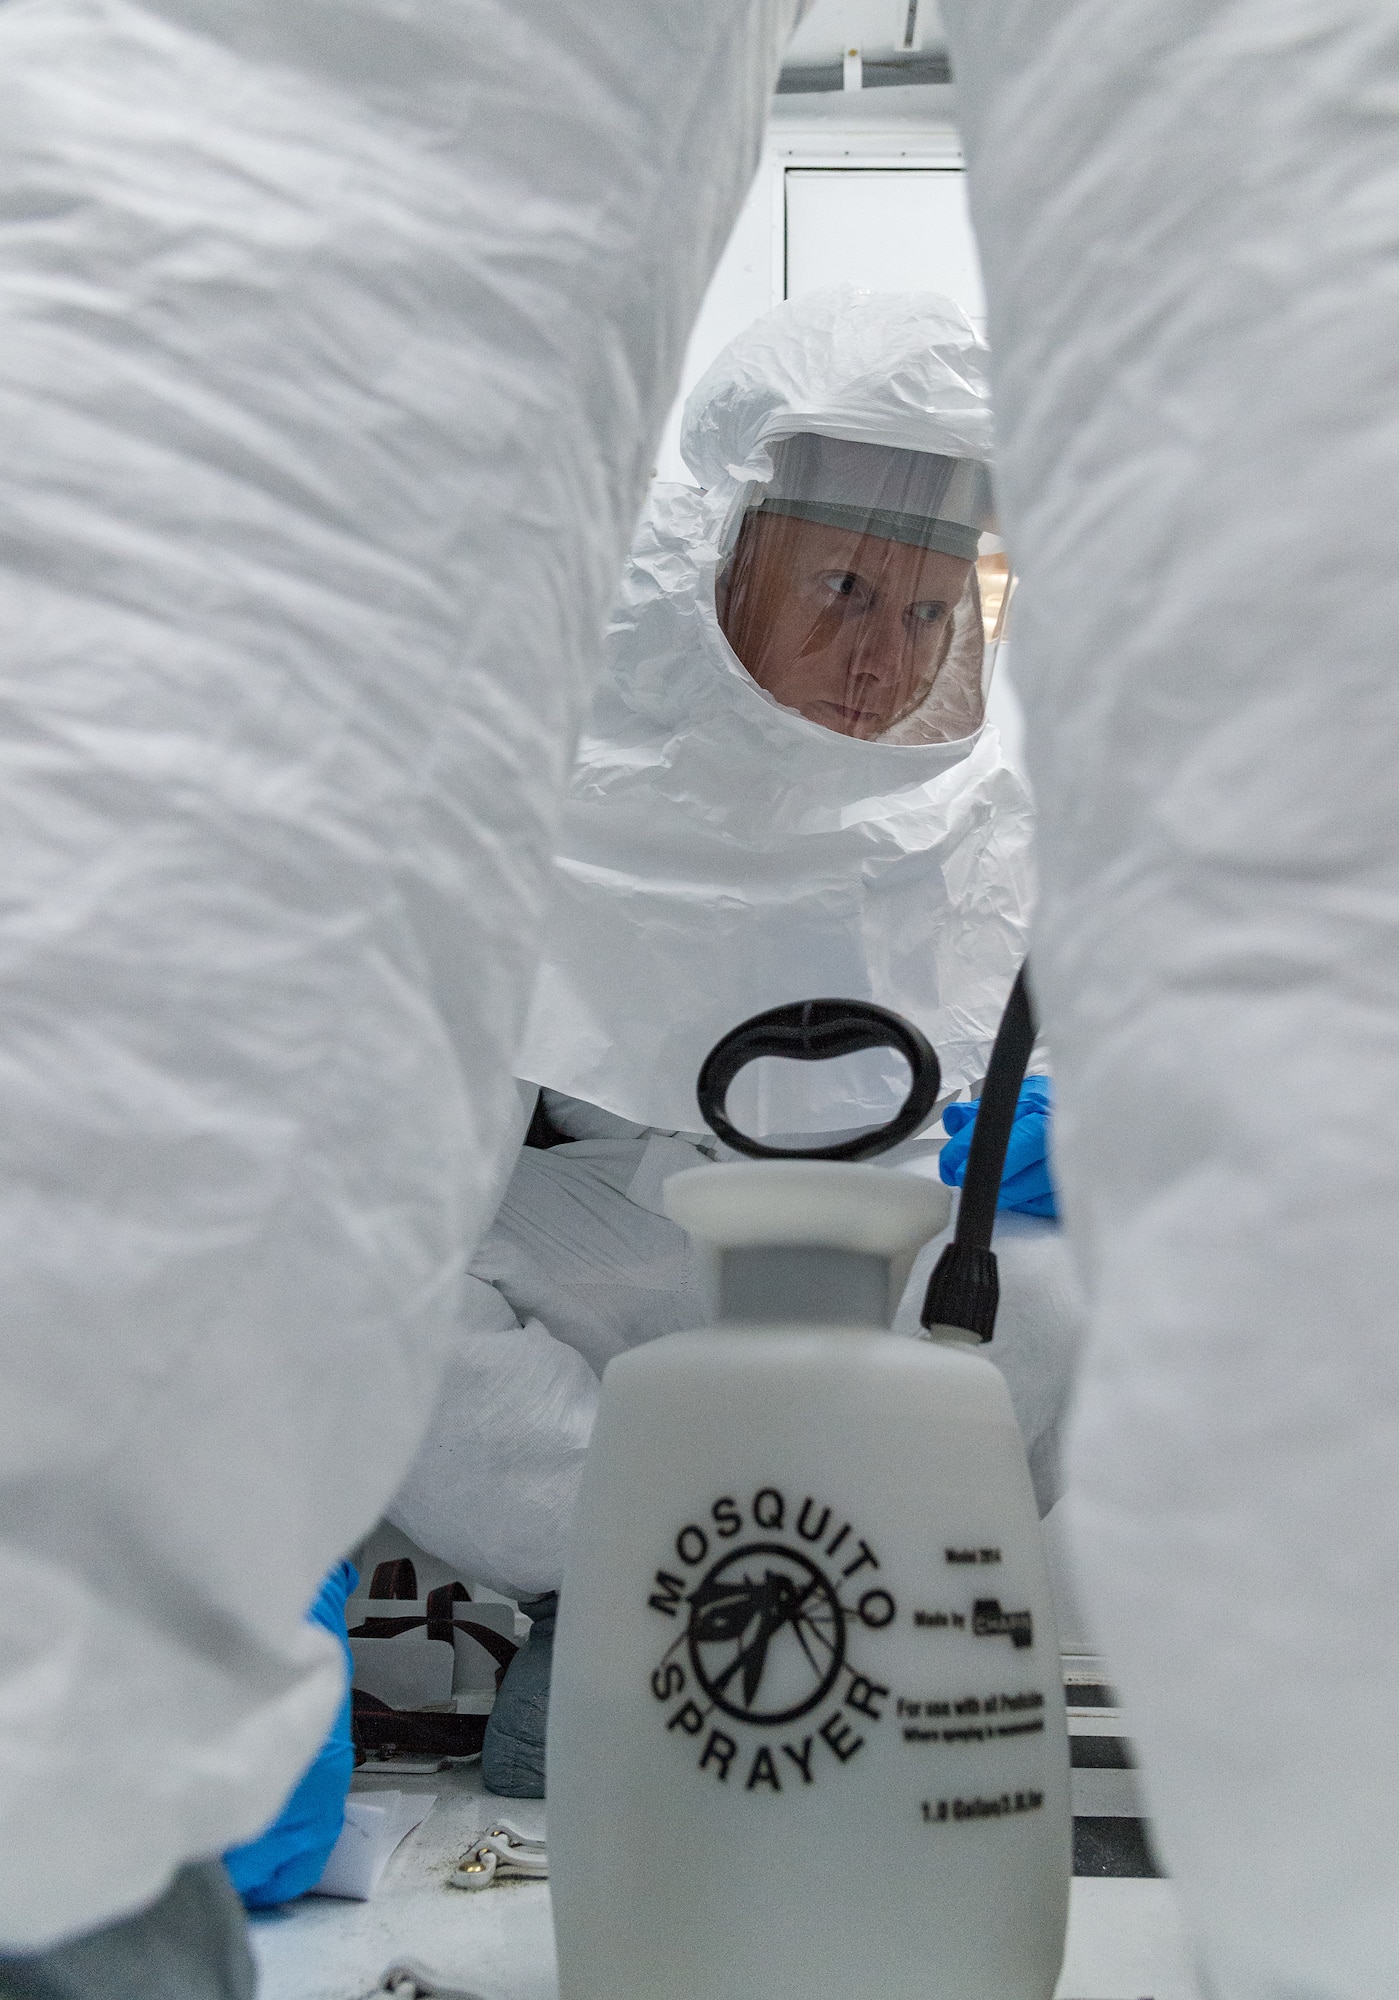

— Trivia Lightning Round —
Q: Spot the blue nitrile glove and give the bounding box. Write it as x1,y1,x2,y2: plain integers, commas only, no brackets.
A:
224,1560,358,1909
939,1077,1058,1219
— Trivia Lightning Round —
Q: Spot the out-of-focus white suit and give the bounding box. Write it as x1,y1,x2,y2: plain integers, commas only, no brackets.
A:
944,5,1399,1994
0,0,800,1950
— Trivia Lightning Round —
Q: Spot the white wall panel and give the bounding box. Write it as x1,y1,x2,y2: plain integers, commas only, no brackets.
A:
784,166,984,327
650,142,980,488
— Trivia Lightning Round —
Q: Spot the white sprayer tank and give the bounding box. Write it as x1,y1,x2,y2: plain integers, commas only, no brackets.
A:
547,1157,1071,2000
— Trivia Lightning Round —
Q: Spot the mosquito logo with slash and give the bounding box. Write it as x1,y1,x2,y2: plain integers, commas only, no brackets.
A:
646,1488,899,1793
686,1543,846,1726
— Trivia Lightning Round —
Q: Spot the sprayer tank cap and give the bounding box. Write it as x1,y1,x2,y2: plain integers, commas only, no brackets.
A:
664,1160,950,1258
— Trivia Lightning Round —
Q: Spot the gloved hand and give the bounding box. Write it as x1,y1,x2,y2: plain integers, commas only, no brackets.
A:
224,1560,358,1910
939,1077,1058,1219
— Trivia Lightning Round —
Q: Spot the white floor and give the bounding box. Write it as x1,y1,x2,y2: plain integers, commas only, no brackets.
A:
253,1765,1203,2000
251,1769,550,2000
1059,1880,1204,2000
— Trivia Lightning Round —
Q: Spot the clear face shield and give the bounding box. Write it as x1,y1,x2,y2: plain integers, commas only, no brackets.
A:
716,434,1004,744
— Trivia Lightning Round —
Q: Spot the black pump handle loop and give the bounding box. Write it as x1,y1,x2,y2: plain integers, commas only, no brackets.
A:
696,998,942,1163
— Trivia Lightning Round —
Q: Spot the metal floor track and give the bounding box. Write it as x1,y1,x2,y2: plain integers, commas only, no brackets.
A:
1064,1654,1162,1879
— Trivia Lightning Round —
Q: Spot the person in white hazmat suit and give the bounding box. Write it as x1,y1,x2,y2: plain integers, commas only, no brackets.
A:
0,2,806,1992
388,288,1086,1796
934,7,1399,1998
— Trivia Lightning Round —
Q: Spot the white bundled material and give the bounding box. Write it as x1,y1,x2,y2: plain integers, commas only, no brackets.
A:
0,0,797,1948
944,3,1399,1993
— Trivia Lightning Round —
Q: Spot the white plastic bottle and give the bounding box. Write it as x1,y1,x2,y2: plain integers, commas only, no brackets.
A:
547,1158,1071,2000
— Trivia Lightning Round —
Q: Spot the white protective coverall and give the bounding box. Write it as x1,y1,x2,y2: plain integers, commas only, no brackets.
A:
943,6,1399,1995
390,291,1086,1597
0,0,801,1950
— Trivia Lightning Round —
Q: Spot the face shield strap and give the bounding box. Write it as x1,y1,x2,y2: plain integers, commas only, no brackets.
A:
753,497,983,564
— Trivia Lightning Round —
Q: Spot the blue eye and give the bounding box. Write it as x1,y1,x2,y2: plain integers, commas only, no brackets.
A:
821,571,869,605
909,601,949,626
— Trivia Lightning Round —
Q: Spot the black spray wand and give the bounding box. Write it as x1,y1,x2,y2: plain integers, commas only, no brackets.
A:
920,961,1036,1344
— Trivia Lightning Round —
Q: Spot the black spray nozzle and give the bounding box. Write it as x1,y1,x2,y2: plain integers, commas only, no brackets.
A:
921,962,1037,1343
921,1241,1000,1342
696,997,942,1162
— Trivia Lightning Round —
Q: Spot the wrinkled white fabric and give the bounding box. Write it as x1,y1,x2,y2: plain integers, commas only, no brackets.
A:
517,291,1034,1138
392,1094,1082,1594
895,1195,1087,1518
387,1271,603,1601
391,1098,715,1597
944,4,1399,1994
0,0,797,1948
681,287,994,494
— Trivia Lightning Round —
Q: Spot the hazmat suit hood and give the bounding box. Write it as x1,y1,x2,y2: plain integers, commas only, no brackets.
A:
517,289,1034,1139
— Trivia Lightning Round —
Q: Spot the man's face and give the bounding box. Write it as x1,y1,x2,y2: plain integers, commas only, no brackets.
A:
719,511,974,741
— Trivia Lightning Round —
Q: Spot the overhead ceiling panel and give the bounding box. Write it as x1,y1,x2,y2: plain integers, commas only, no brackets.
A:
780,0,949,89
